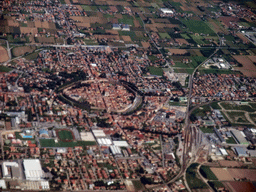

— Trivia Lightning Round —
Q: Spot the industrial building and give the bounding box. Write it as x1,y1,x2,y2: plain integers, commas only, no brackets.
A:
234,147,248,157
23,159,44,181
2,161,21,179
160,8,174,14
92,129,106,138
219,148,228,156
110,145,122,157
113,140,129,147
214,127,225,143
231,130,250,145
97,138,112,146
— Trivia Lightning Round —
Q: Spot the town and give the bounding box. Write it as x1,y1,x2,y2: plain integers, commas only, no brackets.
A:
0,0,256,192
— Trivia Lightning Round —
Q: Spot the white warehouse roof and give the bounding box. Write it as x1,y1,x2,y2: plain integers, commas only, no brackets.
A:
97,138,112,146
23,159,44,180
92,129,106,137
160,8,173,14
113,141,129,147
110,145,122,155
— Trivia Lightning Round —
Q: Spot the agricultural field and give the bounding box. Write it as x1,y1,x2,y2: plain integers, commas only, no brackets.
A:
148,66,163,76
211,168,256,181
233,56,256,77
0,46,9,63
224,181,256,192
200,166,218,180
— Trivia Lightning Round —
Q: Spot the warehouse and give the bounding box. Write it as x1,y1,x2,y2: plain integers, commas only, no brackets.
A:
110,145,122,157
160,8,174,14
113,140,129,147
97,138,112,146
23,159,44,180
2,161,21,179
231,130,250,145
92,129,106,138
234,147,248,157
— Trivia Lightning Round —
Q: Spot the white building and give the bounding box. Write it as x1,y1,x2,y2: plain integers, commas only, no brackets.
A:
23,159,44,180
160,8,174,14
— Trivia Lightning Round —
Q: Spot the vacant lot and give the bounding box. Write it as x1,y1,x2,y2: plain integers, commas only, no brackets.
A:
211,168,256,181
220,102,256,112
218,160,243,167
233,56,256,77
168,49,188,55
12,46,36,57
226,111,249,124
0,46,9,63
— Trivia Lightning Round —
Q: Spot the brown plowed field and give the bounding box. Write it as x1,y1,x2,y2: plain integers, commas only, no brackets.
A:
211,168,256,181
233,56,256,77
0,46,9,63
224,181,256,192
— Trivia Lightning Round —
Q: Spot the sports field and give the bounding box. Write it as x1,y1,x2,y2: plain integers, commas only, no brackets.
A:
57,129,74,141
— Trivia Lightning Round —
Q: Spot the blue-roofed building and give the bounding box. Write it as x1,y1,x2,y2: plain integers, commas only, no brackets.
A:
122,24,130,31
39,129,49,138
112,24,121,30
234,147,248,157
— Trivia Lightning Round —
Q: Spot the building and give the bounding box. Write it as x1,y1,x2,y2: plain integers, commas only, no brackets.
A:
110,145,122,156
122,24,130,31
219,148,228,156
92,129,106,137
23,159,44,180
231,130,250,145
112,24,121,30
234,147,248,157
39,129,49,138
160,8,174,14
2,161,21,179
0,180,6,189
214,127,225,143
113,140,129,147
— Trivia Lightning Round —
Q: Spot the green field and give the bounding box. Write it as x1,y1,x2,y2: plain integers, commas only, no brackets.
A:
191,105,211,117
57,130,74,140
39,139,96,148
226,136,237,144
199,127,214,133
186,163,208,189
159,32,171,39
181,19,216,36
81,5,92,11
226,111,250,123
148,66,163,76
24,52,39,61
0,66,12,72
249,113,256,124
210,102,221,109
249,103,256,109
118,31,137,41
132,180,145,191
220,102,256,112
118,15,134,26
199,166,218,180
